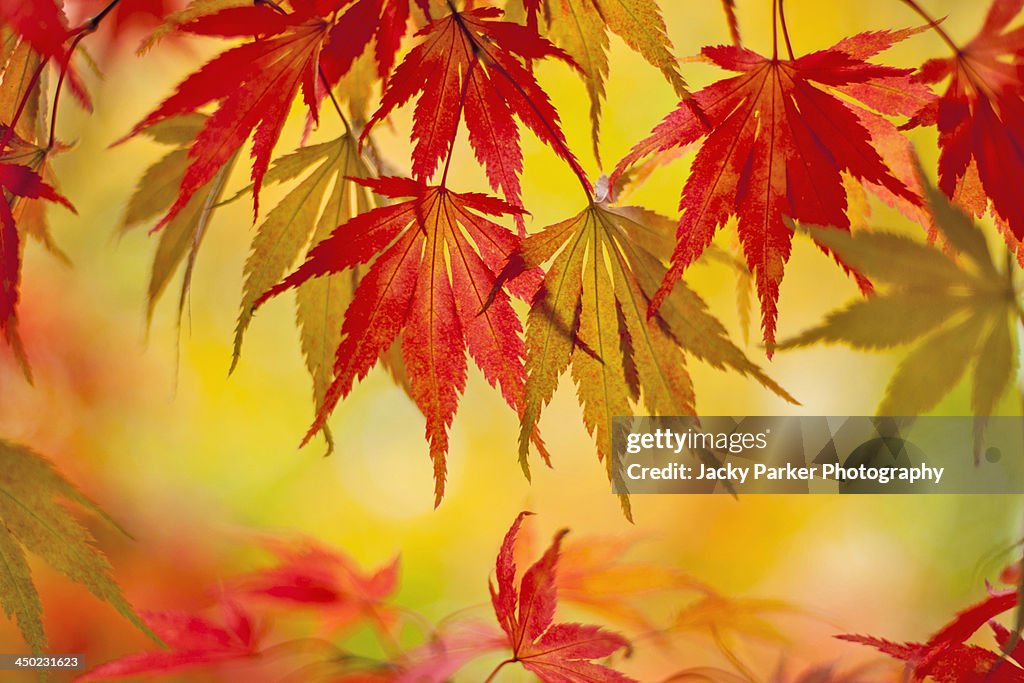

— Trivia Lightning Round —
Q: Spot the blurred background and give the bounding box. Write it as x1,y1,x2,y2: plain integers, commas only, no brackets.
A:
1,0,1022,679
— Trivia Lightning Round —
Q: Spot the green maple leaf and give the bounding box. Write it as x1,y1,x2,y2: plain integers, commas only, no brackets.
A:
780,175,1022,452
121,113,238,322
504,199,795,520
0,439,156,653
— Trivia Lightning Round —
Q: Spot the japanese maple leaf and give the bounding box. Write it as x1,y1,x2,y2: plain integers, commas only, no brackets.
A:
363,6,589,223
905,0,1024,255
255,177,543,505
122,1,331,229
77,601,263,681
780,175,1019,452
319,0,430,85
611,31,926,352
228,536,399,636
496,199,794,518
0,158,74,374
488,512,636,682
839,589,1023,682
0,439,155,655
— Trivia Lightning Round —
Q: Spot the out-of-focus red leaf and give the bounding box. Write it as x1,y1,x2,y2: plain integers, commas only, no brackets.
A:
395,622,506,683
76,601,262,681
228,536,399,636
0,0,70,60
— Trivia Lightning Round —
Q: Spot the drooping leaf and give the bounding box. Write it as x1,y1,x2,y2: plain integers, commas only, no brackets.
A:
256,178,541,506
525,0,692,163
611,29,928,352
121,114,237,322
489,512,637,683
779,176,1019,449
364,5,590,221
0,147,75,375
123,1,333,229
0,439,154,654
906,0,1024,257
497,200,794,519
229,132,382,452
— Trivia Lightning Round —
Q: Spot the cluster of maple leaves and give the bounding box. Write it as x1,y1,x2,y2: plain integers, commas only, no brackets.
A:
68,510,905,682
1,0,1023,515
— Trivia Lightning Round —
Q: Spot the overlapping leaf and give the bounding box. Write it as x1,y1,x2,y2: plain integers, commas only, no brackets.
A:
229,131,387,451
521,0,691,162
256,177,541,505
0,439,154,654
123,1,332,229
121,113,237,321
906,0,1024,256
497,199,793,519
364,5,589,221
779,176,1019,450
319,0,429,86
611,29,929,352
489,512,637,682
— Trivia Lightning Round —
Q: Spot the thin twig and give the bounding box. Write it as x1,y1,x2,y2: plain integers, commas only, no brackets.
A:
777,0,795,59
318,66,352,135
899,0,960,53
48,32,89,149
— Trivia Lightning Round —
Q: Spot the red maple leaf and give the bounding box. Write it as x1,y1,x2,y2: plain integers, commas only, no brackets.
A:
363,6,589,223
611,29,925,351
122,1,332,229
76,601,263,681
905,0,1024,256
255,177,543,505
318,0,430,85
839,589,1023,681
488,512,636,683
0,158,75,373
228,536,400,636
